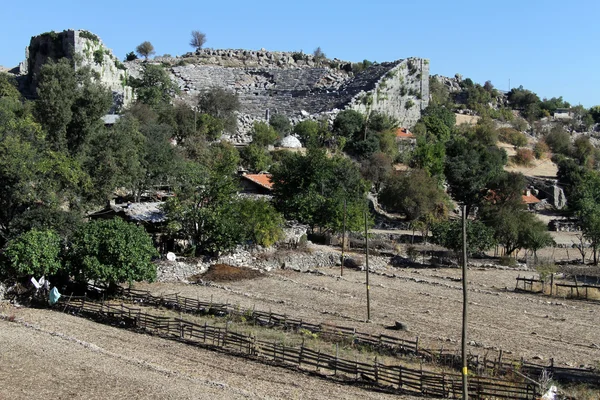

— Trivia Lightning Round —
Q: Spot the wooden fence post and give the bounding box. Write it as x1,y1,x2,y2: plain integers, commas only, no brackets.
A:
398,366,403,389
374,356,379,384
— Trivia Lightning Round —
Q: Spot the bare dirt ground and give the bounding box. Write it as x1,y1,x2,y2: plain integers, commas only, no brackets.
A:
497,142,559,179
0,304,424,400
133,264,600,370
455,114,480,126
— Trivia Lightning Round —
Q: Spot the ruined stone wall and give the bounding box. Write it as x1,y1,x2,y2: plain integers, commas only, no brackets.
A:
169,49,429,142
19,30,133,109
18,30,429,143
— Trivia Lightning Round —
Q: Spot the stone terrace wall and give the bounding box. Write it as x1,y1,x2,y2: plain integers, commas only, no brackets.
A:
169,49,429,142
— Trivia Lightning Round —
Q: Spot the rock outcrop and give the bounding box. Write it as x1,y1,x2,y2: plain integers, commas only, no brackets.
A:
18,30,133,110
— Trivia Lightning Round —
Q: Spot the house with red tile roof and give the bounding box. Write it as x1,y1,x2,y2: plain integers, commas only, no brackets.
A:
395,127,415,140
240,173,273,195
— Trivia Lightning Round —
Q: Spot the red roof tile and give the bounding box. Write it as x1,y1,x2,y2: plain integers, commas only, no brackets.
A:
522,193,540,204
395,127,415,139
243,174,273,190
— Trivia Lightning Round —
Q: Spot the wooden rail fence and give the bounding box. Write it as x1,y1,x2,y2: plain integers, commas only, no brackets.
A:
114,287,599,386
56,295,541,399
516,275,600,300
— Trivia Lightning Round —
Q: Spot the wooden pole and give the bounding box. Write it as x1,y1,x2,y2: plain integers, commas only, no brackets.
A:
341,198,347,276
365,209,371,322
461,205,469,399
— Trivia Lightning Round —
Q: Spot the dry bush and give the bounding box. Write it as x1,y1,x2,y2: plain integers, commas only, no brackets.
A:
533,140,550,159
514,148,535,166
201,264,262,282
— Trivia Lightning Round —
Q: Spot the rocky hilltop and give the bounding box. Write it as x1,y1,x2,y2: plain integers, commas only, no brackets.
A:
17,30,133,111
14,30,429,143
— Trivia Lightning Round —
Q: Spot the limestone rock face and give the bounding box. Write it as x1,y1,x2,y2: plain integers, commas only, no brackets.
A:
280,135,302,148
19,30,133,110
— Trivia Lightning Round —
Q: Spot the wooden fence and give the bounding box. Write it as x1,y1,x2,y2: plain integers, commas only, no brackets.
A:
516,275,600,300
115,287,600,386
56,295,540,399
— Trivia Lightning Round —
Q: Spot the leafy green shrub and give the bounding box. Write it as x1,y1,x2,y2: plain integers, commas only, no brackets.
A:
291,51,306,62
79,31,100,43
497,128,528,147
405,100,415,109
93,49,104,65
125,51,138,61
68,218,158,288
4,229,62,277
499,256,517,267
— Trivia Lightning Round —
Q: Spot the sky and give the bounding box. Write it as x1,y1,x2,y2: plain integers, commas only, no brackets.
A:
1,0,598,107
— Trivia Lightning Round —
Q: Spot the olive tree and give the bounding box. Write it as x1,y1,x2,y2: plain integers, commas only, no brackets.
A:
135,41,155,60
190,30,207,50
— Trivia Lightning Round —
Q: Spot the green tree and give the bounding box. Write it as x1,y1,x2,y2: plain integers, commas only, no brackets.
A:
125,51,138,61
269,113,292,136
431,220,495,257
332,110,364,139
85,115,146,203
313,47,326,63
379,169,449,221
360,152,393,193
238,198,285,247
197,87,240,134
294,119,326,147
271,148,370,233
589,105,600,124
572,171,600,264
0,73,21,100
422,105,456,131
4,229,62,277
130,64,179,107
240,143,272,172
544,125,571,155
190,30,207,50
69,218,157,288
251,121,280,147
444,137,507,216
162,155,244,255
135,41,155,60
35,58,77,151
412,135,446,179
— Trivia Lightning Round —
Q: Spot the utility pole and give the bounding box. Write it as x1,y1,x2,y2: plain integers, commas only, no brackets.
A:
364,209,371,322
341,199,347,276
461,204,469,399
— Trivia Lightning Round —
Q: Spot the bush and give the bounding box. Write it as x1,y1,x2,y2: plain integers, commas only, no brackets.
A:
68,219,157,288
125,51,138,61
93,49,104,65
4,229,62,277
499,256,518,267
514,148,534,166
497,128,528,147
533,141,550,159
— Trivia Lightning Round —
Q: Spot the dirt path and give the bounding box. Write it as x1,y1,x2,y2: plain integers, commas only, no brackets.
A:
0,306,424,400
135,266,600,369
